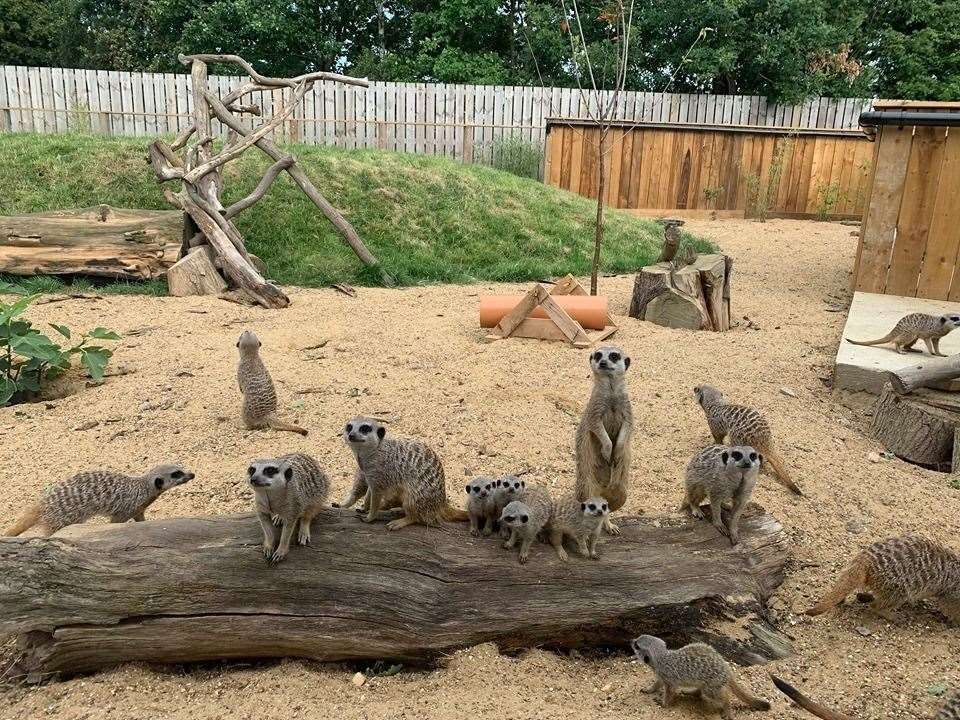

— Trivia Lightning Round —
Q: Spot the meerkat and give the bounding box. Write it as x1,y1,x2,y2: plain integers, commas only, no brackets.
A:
500,483,552,564
846,313,960,356
548,494,608,561
575,345,633,535
236,330,308,436
332,473,403,518
631,635,770,719
465,476,498,537
341,417,468,530
247,453,330,563
805,534,960,623
693,385,801,496
772,676,960,720
492,475,525,535
4,464,194,537
680,445,762,546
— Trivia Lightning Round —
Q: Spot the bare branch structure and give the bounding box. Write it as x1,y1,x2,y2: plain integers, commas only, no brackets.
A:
148,54,389,308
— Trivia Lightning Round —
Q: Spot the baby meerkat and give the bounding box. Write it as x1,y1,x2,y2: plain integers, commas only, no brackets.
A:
805,534,960,623
575,345,633,535
247,453,330,563
548,494,609,561
680,445,762,546
4,464,194,536
500,484,552,564
847,312,960,356
493,475,526,536
341,417,468,530
693,384,801,496
632,635,770,719
236,330,308,436
465,476,498,537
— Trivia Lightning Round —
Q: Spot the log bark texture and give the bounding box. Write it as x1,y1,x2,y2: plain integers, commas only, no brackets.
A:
872,384,960,468
888,354,960,395
630,253,733,331
0,206,181,279
0,507,791,680
166,246,229,296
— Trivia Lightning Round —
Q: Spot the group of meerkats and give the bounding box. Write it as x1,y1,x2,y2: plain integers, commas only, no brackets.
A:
5,311,960,719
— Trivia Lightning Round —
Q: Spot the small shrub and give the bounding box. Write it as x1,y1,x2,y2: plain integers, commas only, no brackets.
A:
814,181,848,220
746,135,794,222
487,135,544,180
702,186,724,207
0,281,120,406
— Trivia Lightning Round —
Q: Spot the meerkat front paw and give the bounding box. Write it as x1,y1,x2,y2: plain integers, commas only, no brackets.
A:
469,526,481,537
297,525,311,546
691,506,706,520
556,548,569,562
714,522,729,538
271,514,282,526
589,549,600,560
518,549,531,564
270,547,289,563
605,520,621,536
262,542,274,559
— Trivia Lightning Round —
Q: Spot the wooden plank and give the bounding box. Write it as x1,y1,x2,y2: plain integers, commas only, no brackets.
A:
635,128,655,207
856,125,914,293
885,127,947,297
19,66,37,132
0,68,9,132
617,129,635,207
568,124,585,195
922,130,960,299
606,128,624,207
48,67,66,133
3,66,20,131
559,126,573,190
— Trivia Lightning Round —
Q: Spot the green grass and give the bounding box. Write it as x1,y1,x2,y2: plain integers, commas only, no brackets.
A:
0,132,711,289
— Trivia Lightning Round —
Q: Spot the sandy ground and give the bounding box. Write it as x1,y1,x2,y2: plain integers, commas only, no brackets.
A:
1,218,958,720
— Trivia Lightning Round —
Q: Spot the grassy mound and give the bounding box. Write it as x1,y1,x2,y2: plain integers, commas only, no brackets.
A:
0,133,709,289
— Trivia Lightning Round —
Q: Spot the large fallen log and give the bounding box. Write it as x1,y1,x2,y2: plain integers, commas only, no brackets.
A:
0,507,791,681
0,206,181,279
888,354,960,395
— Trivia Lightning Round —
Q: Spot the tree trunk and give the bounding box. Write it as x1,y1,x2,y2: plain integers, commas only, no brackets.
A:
0,206,181,280
630,254,732,331
871,384,960,468
888,354,960,395
591,129,607,296
0,507,792,681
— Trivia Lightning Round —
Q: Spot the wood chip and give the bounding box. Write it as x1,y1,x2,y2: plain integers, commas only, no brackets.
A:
331,283,357,298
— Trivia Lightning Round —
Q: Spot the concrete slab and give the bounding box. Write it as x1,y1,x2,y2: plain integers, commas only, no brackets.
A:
834,291,960,394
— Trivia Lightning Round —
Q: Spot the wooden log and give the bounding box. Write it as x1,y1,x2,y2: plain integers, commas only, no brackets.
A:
0,507,792,680
670,265,714,330
695,254,731,332
0,206,181,279
629,266,668,319
166,246,228,296
645,287,709,330
888,354,960,395
872,384,960,468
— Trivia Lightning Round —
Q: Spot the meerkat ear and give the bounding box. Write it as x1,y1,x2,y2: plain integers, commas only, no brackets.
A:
721,451,729,464
376,426,386,440
757,453,763,464
465,485,471,494
581,502,587,511
154,477,164,490
284,467,293,481
624,356,631,370
942,316,948,324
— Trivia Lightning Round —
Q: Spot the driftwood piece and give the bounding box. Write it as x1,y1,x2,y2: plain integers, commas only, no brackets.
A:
0,507,791,680
872,384,960,468
630,254,732,332
166,246,229,296
0,206,181,279
888,354,960,395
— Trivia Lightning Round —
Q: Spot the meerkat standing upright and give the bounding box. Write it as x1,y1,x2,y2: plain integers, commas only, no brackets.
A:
236,330,308,436
693,385,802,496
631,635,770,719
575,346,633,535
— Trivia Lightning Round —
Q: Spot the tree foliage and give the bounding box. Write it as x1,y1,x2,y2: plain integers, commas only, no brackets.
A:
0,0,957,101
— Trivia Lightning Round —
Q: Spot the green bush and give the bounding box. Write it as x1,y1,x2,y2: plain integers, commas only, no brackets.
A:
0,280,120,406
487,135,544,180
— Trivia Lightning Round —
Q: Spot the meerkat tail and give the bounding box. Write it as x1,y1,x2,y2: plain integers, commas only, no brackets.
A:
441,504,470,522
4,503,41,536
845,332,897,347
771,675,855,720
727,679,771,711
266,416,309,436
761,448,803,496
805,554,869,616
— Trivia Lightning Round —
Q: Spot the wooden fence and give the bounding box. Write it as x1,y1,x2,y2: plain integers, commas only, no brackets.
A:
544,119,873,218
0,64,871,172
854,101,960,300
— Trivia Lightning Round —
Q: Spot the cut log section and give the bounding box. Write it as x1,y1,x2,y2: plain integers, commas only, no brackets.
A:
888,354,960,394
630,253,733,331
0,206,181,280
0,507,792,680
872,384,960,468
166,246,229,296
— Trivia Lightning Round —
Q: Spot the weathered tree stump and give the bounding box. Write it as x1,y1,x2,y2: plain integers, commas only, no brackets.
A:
630,253,733,331
872,384,960,468
0,507,791,681
0,206,181,280
166,246,229,296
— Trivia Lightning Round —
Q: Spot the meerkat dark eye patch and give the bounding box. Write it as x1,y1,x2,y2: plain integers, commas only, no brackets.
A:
465,485,471,493
749,452,758,461
377,426,386,440
609,352,621,363
601,503,608,511
284,467,293,481
504,515,515,523
592,351,601,362
247,466,255,475
588,503,597,511
581,502,586,511
731,451,743,461
359,424,372,433
264,466,278,477
521,515,529,523
346,423,353,433
171,470,184,479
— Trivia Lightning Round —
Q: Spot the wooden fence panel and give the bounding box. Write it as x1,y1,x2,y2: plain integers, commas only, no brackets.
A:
920,130,960,299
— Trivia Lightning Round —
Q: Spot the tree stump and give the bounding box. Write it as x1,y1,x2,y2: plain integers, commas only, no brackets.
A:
0,507,792,680
872,384,960,468
166,246,229,296
630,253,733,331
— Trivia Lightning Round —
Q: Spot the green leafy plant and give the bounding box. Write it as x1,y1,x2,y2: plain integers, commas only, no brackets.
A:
0,281,120,406
745,135,794,222
814,181,848,220
702,186,724,207
486,134,544,180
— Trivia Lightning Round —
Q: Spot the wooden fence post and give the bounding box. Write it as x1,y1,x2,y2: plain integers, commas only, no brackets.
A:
462,124,473,163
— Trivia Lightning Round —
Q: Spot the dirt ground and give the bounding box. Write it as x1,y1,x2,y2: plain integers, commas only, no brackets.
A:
2,218,958,720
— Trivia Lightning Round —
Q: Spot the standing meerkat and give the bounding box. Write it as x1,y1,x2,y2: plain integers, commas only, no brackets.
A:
680,445,762,546
575,345,633,535
247,453,330,562
548,494,608,561
693,385,801,496
341,417,468,530
236,330,308,436
846,312,960,356
805,534,960,623
465,476,498,537
631,635,770,719
4,464,194,537
499,483,552,564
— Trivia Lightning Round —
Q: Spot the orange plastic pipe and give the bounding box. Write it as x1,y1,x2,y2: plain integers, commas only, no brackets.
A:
479,294,608,330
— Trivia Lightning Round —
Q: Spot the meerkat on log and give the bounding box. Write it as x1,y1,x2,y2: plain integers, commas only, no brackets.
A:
575,345,633,535
847,313,960,356
632,635,770,719
4,464,194,537
236,330,308,436
465,476,499,537
548,494,609,561
680,445,762,546
499,483,552,564
342,417,468,531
